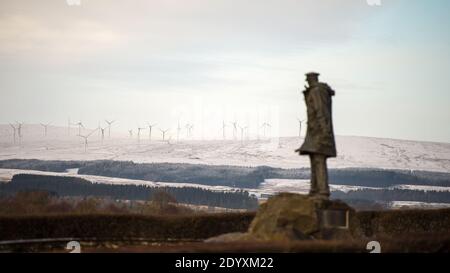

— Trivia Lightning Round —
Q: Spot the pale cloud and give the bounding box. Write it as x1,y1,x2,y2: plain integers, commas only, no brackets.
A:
0,15,123,61
0,0,374,58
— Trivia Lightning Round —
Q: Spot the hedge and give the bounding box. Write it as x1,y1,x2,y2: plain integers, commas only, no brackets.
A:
1,209,449,241
0,213,255,241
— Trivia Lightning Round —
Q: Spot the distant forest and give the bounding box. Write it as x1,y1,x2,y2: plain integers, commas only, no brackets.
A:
0,174,258,210
0,159,449,188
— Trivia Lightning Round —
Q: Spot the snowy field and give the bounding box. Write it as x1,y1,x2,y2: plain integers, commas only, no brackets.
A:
0,124,450,172
389,201,450,209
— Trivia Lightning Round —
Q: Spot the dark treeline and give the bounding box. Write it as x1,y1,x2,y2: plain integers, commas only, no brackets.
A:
332,189,450,203
0,159,449,188
78,161,266,188
0,174,258,210
0,159,84,173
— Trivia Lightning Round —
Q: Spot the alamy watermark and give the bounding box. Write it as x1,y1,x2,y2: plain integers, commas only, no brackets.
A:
366,241,381,253
66,241,81,253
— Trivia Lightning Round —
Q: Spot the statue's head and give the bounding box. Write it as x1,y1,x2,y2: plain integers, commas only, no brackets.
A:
305,72,319,86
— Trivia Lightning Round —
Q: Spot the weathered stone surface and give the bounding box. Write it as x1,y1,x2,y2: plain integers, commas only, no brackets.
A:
204,193,356,243
248,193,355,241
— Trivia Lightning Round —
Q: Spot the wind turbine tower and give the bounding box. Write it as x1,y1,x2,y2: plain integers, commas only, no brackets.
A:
68,118,71,136
231,121,238,140
297,118,305,137
9,123,17,144
238,125,248,143
188,125,194,139
222,120,227,140
185,124,190,138
185,124,194,139
147,123,156,141
99,127,106,143
177,121,182,142
137,127,146,143
15,122,24,143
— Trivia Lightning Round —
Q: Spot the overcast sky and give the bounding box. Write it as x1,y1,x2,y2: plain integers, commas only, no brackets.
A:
0,0,449,142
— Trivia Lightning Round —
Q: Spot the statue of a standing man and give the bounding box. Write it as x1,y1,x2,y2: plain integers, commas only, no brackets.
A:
296,72,337,199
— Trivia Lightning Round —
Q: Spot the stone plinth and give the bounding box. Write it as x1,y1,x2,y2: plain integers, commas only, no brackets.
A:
248,193,354,241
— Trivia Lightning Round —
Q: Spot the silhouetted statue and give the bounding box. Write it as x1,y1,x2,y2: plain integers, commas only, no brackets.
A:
296,72,336,199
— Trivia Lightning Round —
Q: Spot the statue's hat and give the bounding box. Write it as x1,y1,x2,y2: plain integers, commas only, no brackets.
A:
305,72,320,79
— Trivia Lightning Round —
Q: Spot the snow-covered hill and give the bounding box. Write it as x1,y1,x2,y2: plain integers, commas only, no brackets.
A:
0,124,449,172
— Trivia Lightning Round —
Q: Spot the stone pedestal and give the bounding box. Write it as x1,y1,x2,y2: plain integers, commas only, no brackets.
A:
248,193,354,241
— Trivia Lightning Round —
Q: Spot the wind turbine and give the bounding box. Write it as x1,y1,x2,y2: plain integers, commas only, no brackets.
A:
74,121,84,136
297,118,305,137
137,126,146,143
77,128,98,152
238,125,248,142
261,122,271,138
15,122,24,143
222,120,227,140
67,118,71,136
185,124,191,138
188,125,194,139
177,121,182,142
99,127,106,143
9,123,17,144
185,124,194,139
160,128,170,141
231,121,238,140
40,123,51,137
105,120,115,138
147,123,156,141
96,121,103,138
